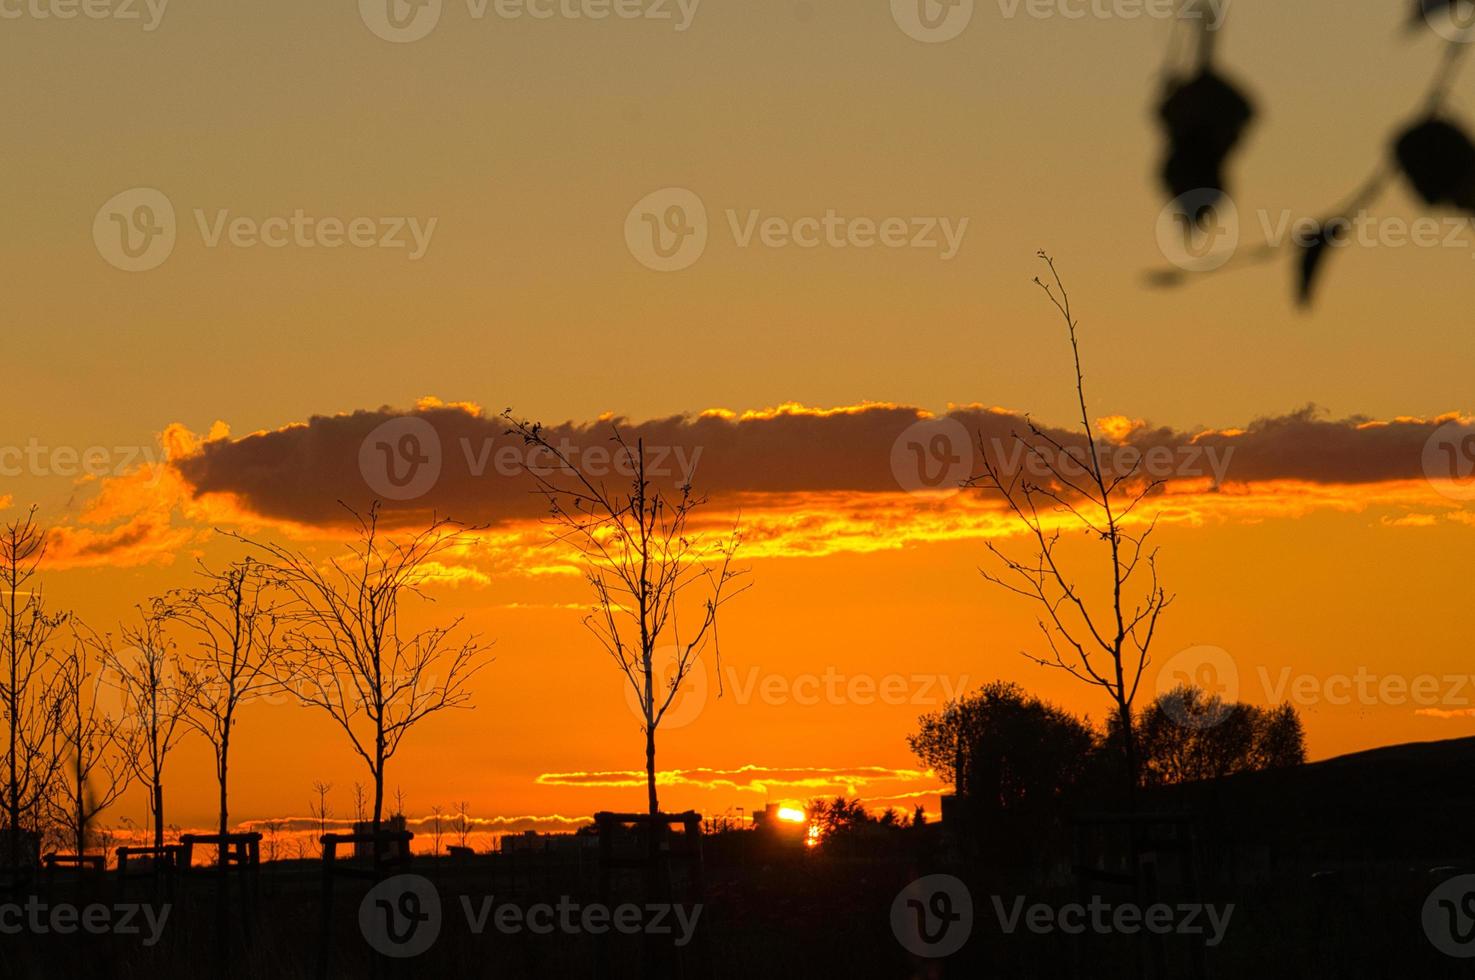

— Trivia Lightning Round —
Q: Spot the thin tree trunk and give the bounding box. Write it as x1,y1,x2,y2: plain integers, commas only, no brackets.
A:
645,727,658,817
218,728,230,839
7,588,19,869
372,730,386,870
74,749,84,857
153,782,164,848
7,703,17,867
217,723,231,886
1117,699,1138,808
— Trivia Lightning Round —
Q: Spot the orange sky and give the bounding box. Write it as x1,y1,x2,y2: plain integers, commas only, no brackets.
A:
8,399,1475,840
5,0,1475,840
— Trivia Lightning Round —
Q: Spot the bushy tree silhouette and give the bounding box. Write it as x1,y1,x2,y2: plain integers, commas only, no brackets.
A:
1130,684,1307,786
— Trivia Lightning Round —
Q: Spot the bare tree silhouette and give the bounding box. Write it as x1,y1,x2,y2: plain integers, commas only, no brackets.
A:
0,509,68,868
97,604,195,849
48,630,132,858
455,799,471,849
504,416,750,816
236,504,493,840
310,780,333,858
261,818,282,864
430,802,445,855
970,254,1174,800
170,559,289,840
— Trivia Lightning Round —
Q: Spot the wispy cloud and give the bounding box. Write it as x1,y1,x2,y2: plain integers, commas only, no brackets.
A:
537,764,939,795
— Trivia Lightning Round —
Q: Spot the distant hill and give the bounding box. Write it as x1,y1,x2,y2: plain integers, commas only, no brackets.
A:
1147,735,1475,863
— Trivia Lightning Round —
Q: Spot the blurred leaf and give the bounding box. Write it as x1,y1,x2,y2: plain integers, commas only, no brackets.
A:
1143,268,1187,289
1296,219,1348,308
1158,69,1257,205
1412,0,1475,28
1394,117,1475,211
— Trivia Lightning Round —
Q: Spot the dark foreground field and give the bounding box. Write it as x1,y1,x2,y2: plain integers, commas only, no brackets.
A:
0,844,1470,979
6,737,1475,979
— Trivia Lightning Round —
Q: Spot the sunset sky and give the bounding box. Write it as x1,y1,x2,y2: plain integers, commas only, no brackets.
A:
5,1,1475,843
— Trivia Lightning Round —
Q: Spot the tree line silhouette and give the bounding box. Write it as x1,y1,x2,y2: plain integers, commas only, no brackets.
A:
0,415,751,870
